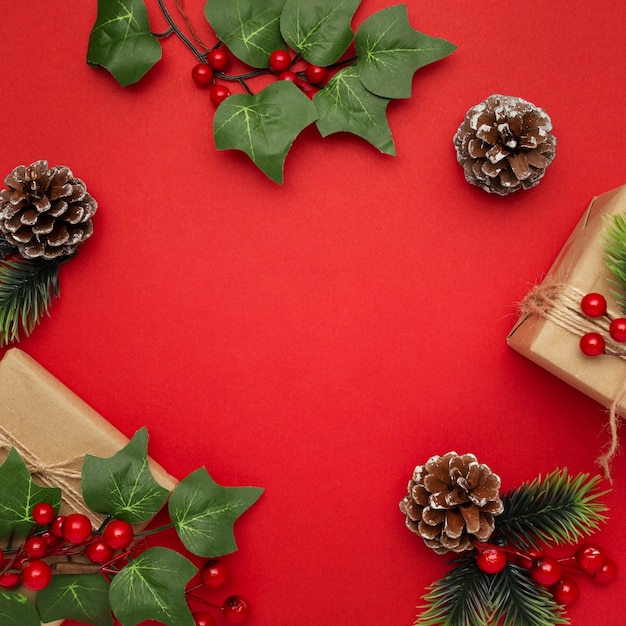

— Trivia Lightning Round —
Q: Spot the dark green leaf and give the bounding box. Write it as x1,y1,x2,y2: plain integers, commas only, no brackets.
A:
36,574,113,626
314,65,395,154
87,0,162,86
213,81,318,184
0,256,62,347
281,0,360,66
355,4,456,99
109,547,196,626
0,592,40,626
204,0,285,68
169,467,263,557
82,427,170,524
0,448,61,537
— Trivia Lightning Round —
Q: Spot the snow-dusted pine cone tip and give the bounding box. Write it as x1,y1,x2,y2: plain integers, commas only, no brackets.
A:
453,94,556,196
400,452,504,554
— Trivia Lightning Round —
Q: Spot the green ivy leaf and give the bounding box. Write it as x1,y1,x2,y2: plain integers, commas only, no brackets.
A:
36,575,113,626
281,0,361,66
213,81,318,184
109,547,197,626
0,448,61,537
0,592,40,626
355,4,456,99
87,0,162,87
204,0,286,68
82,427,169,524
169,467,263,557
314,65,395,154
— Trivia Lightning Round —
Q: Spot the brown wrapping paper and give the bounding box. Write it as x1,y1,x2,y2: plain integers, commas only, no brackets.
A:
507,184,626,459
0,348,178,626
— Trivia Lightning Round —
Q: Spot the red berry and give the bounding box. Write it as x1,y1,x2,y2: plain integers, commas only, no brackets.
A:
518,547,543,570
305,87,319,99
103,519,134,550
0,571,22,589
192,63,213,87
551,577,580,606
50,515,66,538
278,71,299,85
580,332,605,356
210,85,231,107
269,49,291,72
193,611,217,626
575,543,606,573
200,558,228,589
531,555,562,587
22,559,52,591
85,539,114,564
222,595,250,624
24,536,49,559
476,547,507,574
304,64,327,84
62,513,92,544
593,558,617,585
609,317,626,342
207,48,229,72
581,292,607,318
32,502,56,526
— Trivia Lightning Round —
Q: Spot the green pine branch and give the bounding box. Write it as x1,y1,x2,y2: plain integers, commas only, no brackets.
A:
0,255,63,346
494,469,608,551
604,212,626,313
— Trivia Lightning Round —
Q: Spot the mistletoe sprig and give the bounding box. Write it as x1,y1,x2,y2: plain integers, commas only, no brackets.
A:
400,453,613,626
86,0,456,183
0,427,263,626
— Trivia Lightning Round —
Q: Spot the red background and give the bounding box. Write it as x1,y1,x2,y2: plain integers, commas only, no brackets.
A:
1,1,625,624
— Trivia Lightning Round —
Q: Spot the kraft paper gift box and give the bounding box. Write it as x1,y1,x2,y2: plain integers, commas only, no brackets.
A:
0,348,178,626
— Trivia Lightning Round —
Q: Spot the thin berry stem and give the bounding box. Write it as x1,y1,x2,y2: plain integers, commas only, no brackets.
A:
186,593,222,610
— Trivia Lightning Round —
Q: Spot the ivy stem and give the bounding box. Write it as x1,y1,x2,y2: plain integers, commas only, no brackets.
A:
135,522,175,536
155,0,206,63
152,26,176,38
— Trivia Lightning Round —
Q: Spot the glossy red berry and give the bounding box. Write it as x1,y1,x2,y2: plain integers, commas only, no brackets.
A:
103,519,134,550
518,547,543,570
22,559,52,591
580,332,605,356
0,571,22,589
304,64,327,84
305,87,319,99
575,543,606,573
531,555,562,587
32,502,56,526
85,539,115,564
200,558,228,589
192,63,213,87
62,513,92,544
581,292,607,318
193,611,217,626
609,317,626,342
278,71,299,85
551,577,580,606
207,48,229,72
50,515,66,538
24,536,49,559
269,49,291,72
476,547,507,574
222,595,250,624
593,558,617,585
210,85,231,107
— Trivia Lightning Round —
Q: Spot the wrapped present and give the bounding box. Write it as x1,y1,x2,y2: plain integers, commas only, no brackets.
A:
507,185,626,475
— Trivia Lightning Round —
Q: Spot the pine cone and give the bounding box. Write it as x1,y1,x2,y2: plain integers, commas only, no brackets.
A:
400,452,504,554
0,160,97,260
453,94,556,196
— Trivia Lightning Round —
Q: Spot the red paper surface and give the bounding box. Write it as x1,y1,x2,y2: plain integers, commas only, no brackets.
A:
1,1,625,625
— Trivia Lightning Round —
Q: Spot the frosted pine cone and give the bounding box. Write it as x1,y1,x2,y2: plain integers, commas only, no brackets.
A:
453,94,556,195
400,452,504,554
0,160,97,259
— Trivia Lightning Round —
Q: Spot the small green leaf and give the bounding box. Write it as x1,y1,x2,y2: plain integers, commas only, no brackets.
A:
0,448,61,537
82,427,169,524
213,81,318,184
36,575,113,626
281,0,361,66
204,0,285,68
0,592,40,626
87,0,162,86
314,65,395,154
169,467,263,557
355,4,456,99
109,547,197,626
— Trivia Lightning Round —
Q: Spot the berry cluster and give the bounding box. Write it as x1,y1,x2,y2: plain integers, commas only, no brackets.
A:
191,44,330,105
475,541,617,607
579,292,626,356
